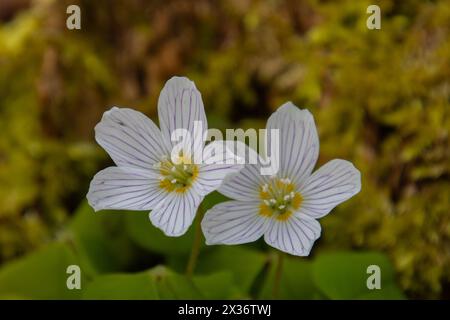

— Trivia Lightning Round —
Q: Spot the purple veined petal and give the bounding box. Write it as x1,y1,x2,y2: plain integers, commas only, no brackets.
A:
201,200,269,245
263,213,321,256
157,76,208,158
95,107,169,170
86,166,168,212
149,188,202,237
218,164,266,201
216,141,268,201
266,102,319,187
299,159,361,219
195,140,245,196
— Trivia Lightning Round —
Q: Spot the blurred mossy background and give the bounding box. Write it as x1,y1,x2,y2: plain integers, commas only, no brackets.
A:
0,0,449,299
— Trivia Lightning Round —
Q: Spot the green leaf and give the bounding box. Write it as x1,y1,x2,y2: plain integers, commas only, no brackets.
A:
82,273,159,299
259,255,322,299
125,211,197,256
195,246,267,293
124,192,228,256
83,266,241,300
193,271,241,299
153,267,203,299
0,243,85,299
312,251,404,299
357,284,405,300
83,266,203,300
68,201,137,275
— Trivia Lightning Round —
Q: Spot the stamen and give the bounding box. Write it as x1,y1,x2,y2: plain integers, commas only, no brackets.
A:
159,156,199,193
258,177,302,220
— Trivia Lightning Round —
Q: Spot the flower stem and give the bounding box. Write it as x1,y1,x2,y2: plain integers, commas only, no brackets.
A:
185,204,205,278
272,251,284,299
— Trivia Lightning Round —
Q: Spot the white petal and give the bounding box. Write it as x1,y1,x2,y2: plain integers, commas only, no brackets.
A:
266,102,319,186
196,140,244,196
149,189,202,237
95,107,168,170
214,140,267,201
300,159,361,219
157,76,207,158
264,214,321,256
201,201,268,245
87,166,167,211
218,165,266,201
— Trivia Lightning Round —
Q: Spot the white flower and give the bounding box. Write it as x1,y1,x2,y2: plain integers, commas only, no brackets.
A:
201,102,361,256
87,76,242,237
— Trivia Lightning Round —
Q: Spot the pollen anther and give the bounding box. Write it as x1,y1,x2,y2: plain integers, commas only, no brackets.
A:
258,177,303,221
158,155,199,193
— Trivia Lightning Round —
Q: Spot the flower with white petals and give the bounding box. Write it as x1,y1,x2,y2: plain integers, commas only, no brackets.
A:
201,102,361,256
87,76,242,236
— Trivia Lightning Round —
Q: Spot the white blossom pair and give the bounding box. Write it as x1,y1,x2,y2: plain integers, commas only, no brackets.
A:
87,76,361,256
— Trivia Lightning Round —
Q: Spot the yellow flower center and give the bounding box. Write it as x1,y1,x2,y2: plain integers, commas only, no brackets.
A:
155,155,199,193
259,177,302,221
